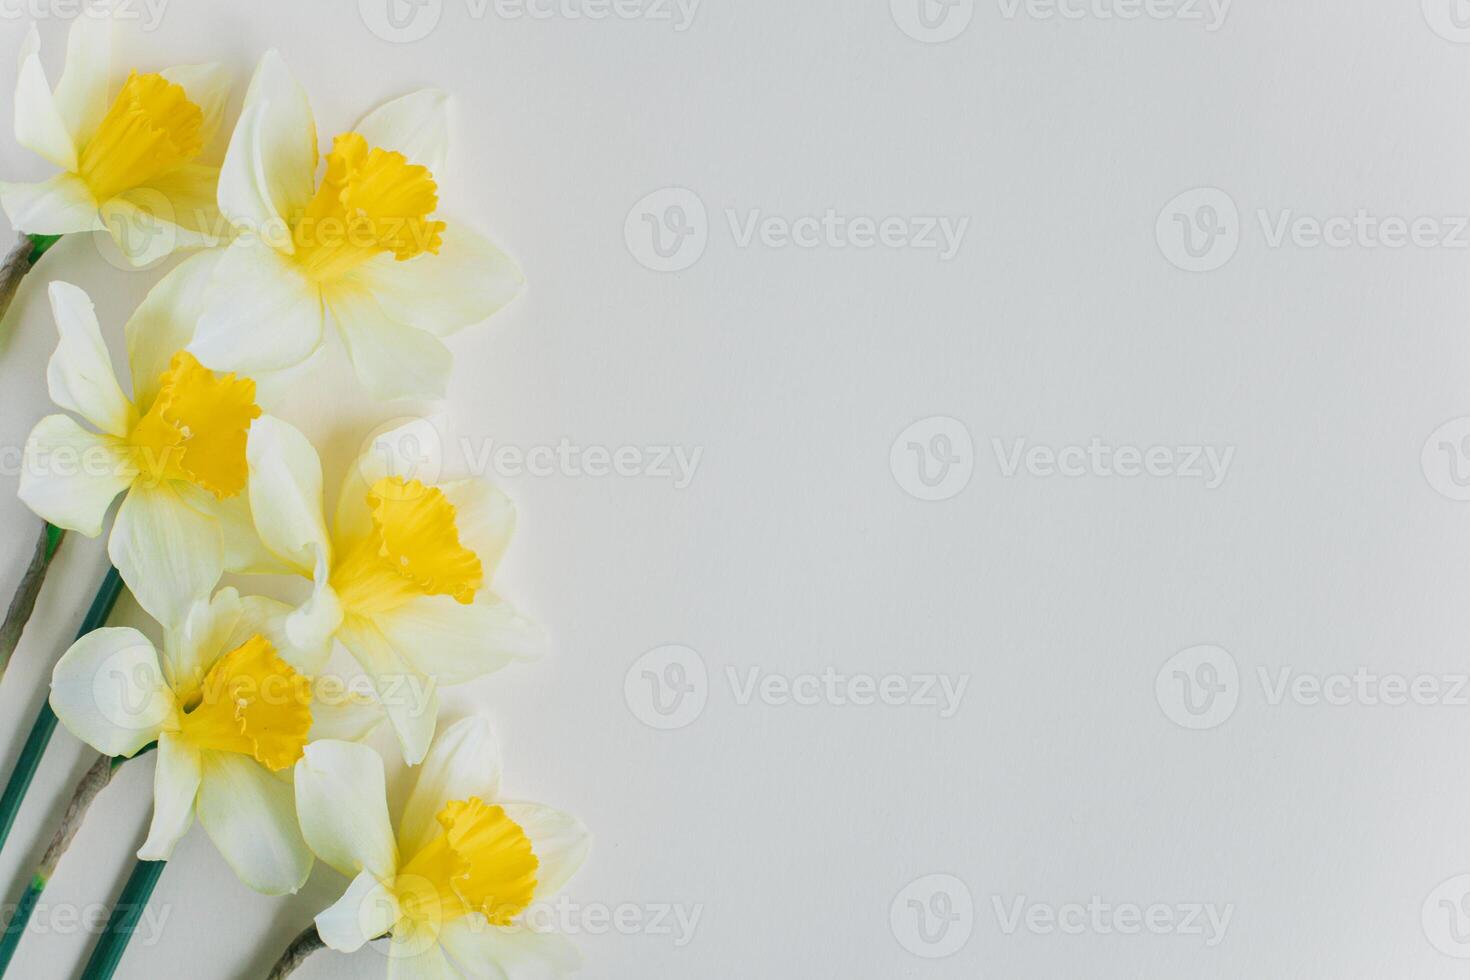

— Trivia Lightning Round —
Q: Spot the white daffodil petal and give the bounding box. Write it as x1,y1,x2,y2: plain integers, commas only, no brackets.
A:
440,922,582,980
338,618,439,766
196,752,313,895
108,483,224,631
327,284,451,401
387,929,459,980
137,733,202,861
499,805,590,902
294,740,397,879
378,593,541,687
308,699,385,747
359,221,524,338
14,25,76,170
176,485,291,578
218,51,316,237
46,281,133,437
98,197,207,267
0,173,102,234
439,479,516,577
52,12,110,145
191,238,324,375
159,588,242,694
125,163,223,233
398,714,501,858
244,415,330,576
282,585,341,676
50,627,175,757
316,870,399,953
231,594,294,650
103,164,224,267
159,63,231,149
353,88,451,175
18,414,134,537
126,249,223,407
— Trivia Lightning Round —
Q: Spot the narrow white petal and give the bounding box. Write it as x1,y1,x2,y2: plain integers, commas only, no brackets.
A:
315,870,399,953
399,714,501,859
14,25,76,170
17,414,134,537
327,284,451,401
137,733,202,860
499,805,590,902
293,740,397,879
357,221,524,338
125,249,222,407
52,12,110,145
46,281,133,437
440,922,582,980
0,173,102,235
49,627,174,757
108,483,224,631
338,618,439,765
244,415,331,576
353,88,451,175
190,238,324,375
377,593,541,687
218,51,317,238
196,752,313,895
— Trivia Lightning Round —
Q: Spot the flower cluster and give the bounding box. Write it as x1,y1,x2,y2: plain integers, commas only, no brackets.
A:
1,13,585,980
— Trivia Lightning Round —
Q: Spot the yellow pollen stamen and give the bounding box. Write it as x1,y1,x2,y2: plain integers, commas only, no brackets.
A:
77,71,205,201
128,351,260,498
330,477,482,615
395,798,538,928
176,635,313,771
291,132,446,282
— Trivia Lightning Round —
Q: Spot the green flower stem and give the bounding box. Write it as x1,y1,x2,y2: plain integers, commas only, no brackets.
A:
0,566,124,857
78,857,165,980
265,925,326,980
0,232,59,341
0,752,130,976
0,524,67,679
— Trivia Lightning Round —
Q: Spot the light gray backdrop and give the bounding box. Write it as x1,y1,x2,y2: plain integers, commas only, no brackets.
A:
0,0,1467,977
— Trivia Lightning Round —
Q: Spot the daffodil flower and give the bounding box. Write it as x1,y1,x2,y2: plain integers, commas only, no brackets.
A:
0,15,231,266
48,588,318,894
244,416,540,764
294,716,589,977
183,50,523,401
18,280,263,628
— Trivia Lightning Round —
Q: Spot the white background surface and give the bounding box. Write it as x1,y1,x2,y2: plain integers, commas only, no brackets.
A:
1,0,1469,977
